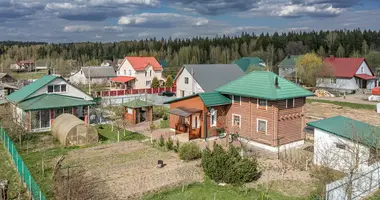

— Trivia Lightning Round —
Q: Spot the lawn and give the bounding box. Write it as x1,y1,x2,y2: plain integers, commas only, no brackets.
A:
10,70,48,80
306,99,376,110
97,124,147,142
143,178,305,200
0,142,27,199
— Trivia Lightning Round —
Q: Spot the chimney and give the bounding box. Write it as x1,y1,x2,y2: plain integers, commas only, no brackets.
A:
330,55,335,60
275,77,279,88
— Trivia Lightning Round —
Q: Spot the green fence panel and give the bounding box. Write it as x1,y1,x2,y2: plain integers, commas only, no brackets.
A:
0,127,47,200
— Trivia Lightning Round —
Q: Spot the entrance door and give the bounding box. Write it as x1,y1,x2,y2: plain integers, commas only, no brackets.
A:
180,90,185,97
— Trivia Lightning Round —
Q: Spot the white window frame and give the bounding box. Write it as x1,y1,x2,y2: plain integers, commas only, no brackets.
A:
292,98,295,108
192,114,200,129
232,95,241,105
124,70,126,75
232,114,241,128
361,67,364,73
47,84,68,94
127,108,133,114
257,99,267,110
128,70,132,76
210,109,217,127
330,78,337,84
257,118,268,134
184,77,189,84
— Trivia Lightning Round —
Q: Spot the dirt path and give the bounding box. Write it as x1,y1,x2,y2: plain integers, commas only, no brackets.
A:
63,141,203,199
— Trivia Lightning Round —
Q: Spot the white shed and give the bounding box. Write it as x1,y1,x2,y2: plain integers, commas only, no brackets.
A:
307,116,380,172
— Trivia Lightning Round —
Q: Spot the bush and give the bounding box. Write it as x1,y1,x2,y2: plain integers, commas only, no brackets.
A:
158,135,165,147
165,137,174,151
202,143,259,184
179,142,201,161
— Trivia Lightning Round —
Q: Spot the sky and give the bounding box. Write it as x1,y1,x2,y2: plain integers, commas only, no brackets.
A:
1,0,380,42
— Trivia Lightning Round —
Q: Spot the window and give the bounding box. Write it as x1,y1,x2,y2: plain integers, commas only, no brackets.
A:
286,99,288,109
361,67,364,73
257,99,267,109
124,70,126,75
150,70,152,76
64,107,72,114
185,77,189,84
210,109,217,127
117,71,120,75
146,81,151,87
128,70,132,76
257,119,267,133
192,114,200,129
232,95,241,105
335,143,346,150
127,108,133,114
292,98,295,108
47,85,53,93
330,78,336,84
61,84,67,92
145,71,147,77
54,85,61,93
232,114,241,128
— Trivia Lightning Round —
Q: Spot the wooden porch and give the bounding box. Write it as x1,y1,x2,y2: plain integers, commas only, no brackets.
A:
170,107,203,140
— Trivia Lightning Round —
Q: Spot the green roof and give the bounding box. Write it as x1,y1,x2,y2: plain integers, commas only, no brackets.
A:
215,71,314,100
18,94,95,111
7,75,58,103
233,57,265,72
122,99,152,108
307,116,380,147
159,60,169,68
278,55,302,68
164,92,232,107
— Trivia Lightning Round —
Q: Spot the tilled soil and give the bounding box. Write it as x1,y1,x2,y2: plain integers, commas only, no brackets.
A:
63,141,203,200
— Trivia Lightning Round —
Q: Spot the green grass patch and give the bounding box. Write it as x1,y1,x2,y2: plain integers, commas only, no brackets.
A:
306,99,376,110
97,124,147,143
160,120,169,128
143,178,305,200
0,142,27,199
10,70,48,80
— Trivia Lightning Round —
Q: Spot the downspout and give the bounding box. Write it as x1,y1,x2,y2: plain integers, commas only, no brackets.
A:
204,106,208,141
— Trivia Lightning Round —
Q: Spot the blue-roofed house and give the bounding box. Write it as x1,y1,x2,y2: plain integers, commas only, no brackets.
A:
7,75,95,132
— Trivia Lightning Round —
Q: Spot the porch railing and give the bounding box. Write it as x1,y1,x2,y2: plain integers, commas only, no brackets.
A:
96,87,176,97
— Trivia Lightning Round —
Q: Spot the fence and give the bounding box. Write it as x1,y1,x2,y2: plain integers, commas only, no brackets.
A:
96,86,176,97
325,163,380,200
0,127,46,200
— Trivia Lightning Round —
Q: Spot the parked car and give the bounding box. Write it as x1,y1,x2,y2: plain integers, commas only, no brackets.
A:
158,91,176,97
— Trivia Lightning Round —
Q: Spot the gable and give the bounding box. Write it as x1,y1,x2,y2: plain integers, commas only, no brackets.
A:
29,78,93,101
175,67,204,92
355,61,374,76
323,57,374,78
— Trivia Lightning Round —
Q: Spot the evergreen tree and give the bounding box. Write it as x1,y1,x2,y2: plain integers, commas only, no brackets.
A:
165,76,173,87
151,77,160,88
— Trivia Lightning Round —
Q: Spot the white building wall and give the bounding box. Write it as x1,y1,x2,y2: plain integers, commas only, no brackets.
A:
355,61,373,76
314,129,370,172
69,70,110,85
29,78,93,101
118,60,163,89
316,77,359,91
175,68,204,97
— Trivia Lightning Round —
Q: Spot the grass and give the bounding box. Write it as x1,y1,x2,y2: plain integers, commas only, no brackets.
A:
160,119,169,128
0,142,27,199
15,132,79,199
10,70,48,80
306,99,376,110
143,178,306,200
97,124,147,143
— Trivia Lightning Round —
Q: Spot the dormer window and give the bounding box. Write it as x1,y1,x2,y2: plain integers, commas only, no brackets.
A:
47,84,67,93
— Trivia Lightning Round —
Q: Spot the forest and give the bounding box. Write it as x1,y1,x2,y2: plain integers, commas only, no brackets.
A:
1,29,380,76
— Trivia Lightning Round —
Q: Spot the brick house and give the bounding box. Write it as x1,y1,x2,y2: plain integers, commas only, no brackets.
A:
166,71,314,151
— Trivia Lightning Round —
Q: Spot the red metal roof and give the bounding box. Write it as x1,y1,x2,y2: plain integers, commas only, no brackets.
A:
110,76,135,83
122,57,162,71
354,74,377,80
323,57,374,78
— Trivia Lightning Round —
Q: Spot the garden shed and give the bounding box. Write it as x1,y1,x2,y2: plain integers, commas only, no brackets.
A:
123,99,153,124
51,114,98,146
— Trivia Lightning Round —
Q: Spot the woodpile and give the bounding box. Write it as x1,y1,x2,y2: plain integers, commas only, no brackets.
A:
314,89,335,97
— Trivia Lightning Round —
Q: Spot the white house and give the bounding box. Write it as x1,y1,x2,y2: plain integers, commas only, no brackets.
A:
6,75,94,132
307,116,380,172
116,56,163,89
174,64,244,97
69,66,116,85
317,57,377,93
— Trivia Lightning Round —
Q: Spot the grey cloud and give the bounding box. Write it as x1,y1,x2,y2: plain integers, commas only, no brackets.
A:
166,0,260,15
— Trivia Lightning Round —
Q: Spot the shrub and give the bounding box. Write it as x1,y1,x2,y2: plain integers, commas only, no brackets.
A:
165,137,174,151
179,142,201,161
202,143,259,185
158,135,165,147
173,139,180,152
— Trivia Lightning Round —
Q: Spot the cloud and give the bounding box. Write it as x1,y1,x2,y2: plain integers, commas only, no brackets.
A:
167,0,260,15
118,13,209,28
277,4,343,18
63,25,95,32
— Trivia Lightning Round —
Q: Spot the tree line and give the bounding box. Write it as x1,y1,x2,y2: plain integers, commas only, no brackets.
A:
1,29,380,76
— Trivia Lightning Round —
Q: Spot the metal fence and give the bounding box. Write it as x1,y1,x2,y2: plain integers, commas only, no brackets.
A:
325,163,380,200
0,127,46,200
